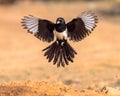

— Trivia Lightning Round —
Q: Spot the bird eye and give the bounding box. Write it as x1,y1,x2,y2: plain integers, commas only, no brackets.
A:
59,20,62,22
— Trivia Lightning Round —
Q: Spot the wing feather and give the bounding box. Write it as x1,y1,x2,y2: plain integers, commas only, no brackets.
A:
67,11,98,41
21,15,54,42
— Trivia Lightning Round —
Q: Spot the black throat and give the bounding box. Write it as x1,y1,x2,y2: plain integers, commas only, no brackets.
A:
55,24,66,32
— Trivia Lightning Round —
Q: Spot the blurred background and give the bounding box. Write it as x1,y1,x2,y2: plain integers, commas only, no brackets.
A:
0,0,120,90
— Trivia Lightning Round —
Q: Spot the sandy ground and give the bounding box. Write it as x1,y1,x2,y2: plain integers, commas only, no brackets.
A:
0,81,109,96
0,1,120,96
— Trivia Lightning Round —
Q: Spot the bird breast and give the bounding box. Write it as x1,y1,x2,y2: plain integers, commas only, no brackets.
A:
54,29,67,40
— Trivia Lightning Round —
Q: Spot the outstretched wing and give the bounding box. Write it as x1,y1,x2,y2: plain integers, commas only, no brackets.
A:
21,15,55,42
67,11,98,41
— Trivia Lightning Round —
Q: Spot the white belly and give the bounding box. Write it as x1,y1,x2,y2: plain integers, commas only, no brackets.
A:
54,29,67,40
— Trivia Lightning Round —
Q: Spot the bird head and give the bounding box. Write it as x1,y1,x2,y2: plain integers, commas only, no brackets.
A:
56,17,65,24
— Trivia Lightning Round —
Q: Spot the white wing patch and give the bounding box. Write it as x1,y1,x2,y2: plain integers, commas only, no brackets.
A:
79,11,97,31
22,15,39,34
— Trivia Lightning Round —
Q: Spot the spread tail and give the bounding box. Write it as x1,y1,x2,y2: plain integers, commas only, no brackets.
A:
42,40,77,67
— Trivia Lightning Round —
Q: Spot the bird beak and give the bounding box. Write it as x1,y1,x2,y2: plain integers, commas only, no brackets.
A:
56,21,61,24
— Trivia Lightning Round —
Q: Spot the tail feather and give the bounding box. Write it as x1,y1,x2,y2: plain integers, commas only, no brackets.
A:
64,45,73,62
48,46,56,62
42,40,77,67
53,46,60,65
62,47,69,65
57,50,64,67
46,44,56,60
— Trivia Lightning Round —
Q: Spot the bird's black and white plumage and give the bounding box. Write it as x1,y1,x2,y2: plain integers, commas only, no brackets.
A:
21,11,98,67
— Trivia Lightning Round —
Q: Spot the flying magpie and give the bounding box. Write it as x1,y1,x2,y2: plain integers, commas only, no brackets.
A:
21,11,98,67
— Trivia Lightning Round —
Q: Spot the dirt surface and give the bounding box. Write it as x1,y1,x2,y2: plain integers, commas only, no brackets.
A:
0,81,108,96
0,1,120,96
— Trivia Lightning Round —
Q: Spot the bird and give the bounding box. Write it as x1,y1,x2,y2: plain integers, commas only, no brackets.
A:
21,11,98,67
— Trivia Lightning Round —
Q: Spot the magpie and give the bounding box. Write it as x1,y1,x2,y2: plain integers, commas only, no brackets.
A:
21,11,98,67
